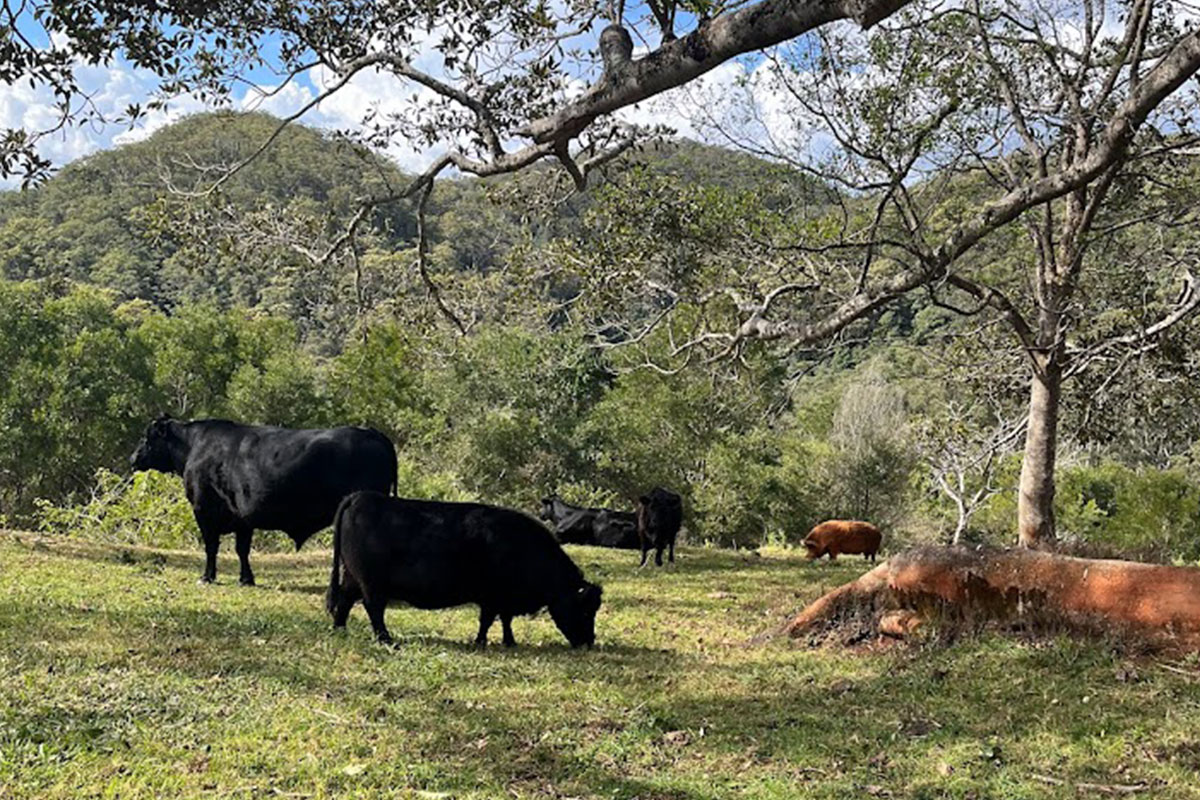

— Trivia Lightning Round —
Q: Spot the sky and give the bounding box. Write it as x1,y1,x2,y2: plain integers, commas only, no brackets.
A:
3,2,1181,188
0,6,798,188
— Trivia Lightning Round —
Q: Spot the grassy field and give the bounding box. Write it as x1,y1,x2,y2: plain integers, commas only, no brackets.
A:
3,532,1200,799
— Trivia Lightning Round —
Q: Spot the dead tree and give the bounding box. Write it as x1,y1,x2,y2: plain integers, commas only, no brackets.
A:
785,546,1200,651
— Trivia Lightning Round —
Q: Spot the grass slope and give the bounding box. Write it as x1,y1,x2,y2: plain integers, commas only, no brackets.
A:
2,532,1200,799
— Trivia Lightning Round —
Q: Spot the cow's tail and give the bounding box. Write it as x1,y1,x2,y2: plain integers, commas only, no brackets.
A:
326,494,353,616
383,431,398,497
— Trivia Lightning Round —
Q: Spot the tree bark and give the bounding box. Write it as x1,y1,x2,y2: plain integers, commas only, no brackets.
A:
785,547,1200,650
1017,357,1061,548
518,0,915,143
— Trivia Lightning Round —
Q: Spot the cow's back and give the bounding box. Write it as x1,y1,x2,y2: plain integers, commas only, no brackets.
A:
339,493,582,615
185,422,395,540
593,511,640,549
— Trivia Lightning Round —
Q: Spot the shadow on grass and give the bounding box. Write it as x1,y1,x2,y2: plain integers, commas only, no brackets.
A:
0,590,680,693
5,532,1197,797
4,531,328,581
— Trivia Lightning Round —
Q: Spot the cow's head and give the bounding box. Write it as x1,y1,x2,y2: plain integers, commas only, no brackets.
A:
130,415,184,474
637,489,680,535
801,538,824,560
549,582,602,649
539,495,558,521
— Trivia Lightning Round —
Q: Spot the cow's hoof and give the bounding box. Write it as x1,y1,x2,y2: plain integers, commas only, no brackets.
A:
502,640,517,649
239,577,256,587
198,576,215,585
473,640,487,649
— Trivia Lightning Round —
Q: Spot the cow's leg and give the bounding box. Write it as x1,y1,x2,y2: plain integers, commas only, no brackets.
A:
668,537,676,564
639,542,650,568
332,581,361,629
475,606,496,648
190,494,227,584
362,593,392,645
655,544,664,567
200,528,220,583
234,526,255,586
500,614,516,648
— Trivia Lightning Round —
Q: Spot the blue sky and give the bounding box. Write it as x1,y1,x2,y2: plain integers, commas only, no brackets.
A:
0,2,801,186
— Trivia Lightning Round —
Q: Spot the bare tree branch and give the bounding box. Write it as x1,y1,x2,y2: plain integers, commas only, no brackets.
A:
519,0,914,144
1064,269,1200,378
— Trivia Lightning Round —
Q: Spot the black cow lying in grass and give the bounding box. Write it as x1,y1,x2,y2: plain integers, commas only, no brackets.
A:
539,495,640,549
637,487,683,567
327,491,603,648
130,415,396,585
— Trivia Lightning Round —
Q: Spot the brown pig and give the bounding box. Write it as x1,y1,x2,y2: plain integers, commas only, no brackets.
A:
802,520,882,563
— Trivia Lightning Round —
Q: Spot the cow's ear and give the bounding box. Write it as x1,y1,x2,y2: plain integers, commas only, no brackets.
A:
638,495,650,504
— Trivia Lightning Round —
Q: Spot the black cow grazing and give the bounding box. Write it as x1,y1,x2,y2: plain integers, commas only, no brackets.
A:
636,487,683,567
328,491,603,648
130,416,397,586
539,494,640,550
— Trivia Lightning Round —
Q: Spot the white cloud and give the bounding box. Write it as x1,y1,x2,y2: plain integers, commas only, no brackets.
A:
237,80,315,120
615,55,823,163
0,57,227,185
306,64,447,174
0,29,811,187
0,53,463,186
112,93,212,147
618,60,751,139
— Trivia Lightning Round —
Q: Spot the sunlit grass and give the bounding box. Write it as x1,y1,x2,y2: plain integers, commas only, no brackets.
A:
2,532,1199,798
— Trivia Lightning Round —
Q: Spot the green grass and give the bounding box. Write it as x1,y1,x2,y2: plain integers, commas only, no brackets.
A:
2,532,1200,799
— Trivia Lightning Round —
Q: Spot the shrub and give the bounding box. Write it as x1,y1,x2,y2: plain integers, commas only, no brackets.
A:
35,468,310,551
1056,461,1200,561
394,454,470,502
36,468,196,549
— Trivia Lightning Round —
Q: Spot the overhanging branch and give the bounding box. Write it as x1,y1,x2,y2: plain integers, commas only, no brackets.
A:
518,0,915,144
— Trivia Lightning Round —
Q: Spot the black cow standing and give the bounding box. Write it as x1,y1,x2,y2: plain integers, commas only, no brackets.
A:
636,487,683,567
130,416,397,585
328,491,603,648
539,495,639,549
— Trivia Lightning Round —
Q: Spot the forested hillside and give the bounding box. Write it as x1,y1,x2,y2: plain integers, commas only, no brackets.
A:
2,113,1199,560
0,112,828,347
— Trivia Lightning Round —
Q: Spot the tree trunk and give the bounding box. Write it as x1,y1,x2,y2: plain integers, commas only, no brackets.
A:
951,510,966,546
1017,357,1061,548
949,486,967,545
784,547,1200,651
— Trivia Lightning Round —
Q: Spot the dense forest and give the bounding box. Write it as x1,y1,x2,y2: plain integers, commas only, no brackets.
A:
3,112,1200,558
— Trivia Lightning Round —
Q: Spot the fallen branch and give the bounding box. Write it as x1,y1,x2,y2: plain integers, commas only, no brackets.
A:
1032,773,1151,795
785,546,1200,650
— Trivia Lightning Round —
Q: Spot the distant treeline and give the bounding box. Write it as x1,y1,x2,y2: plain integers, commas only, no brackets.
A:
3,113,1200,560
6,279,1200,560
